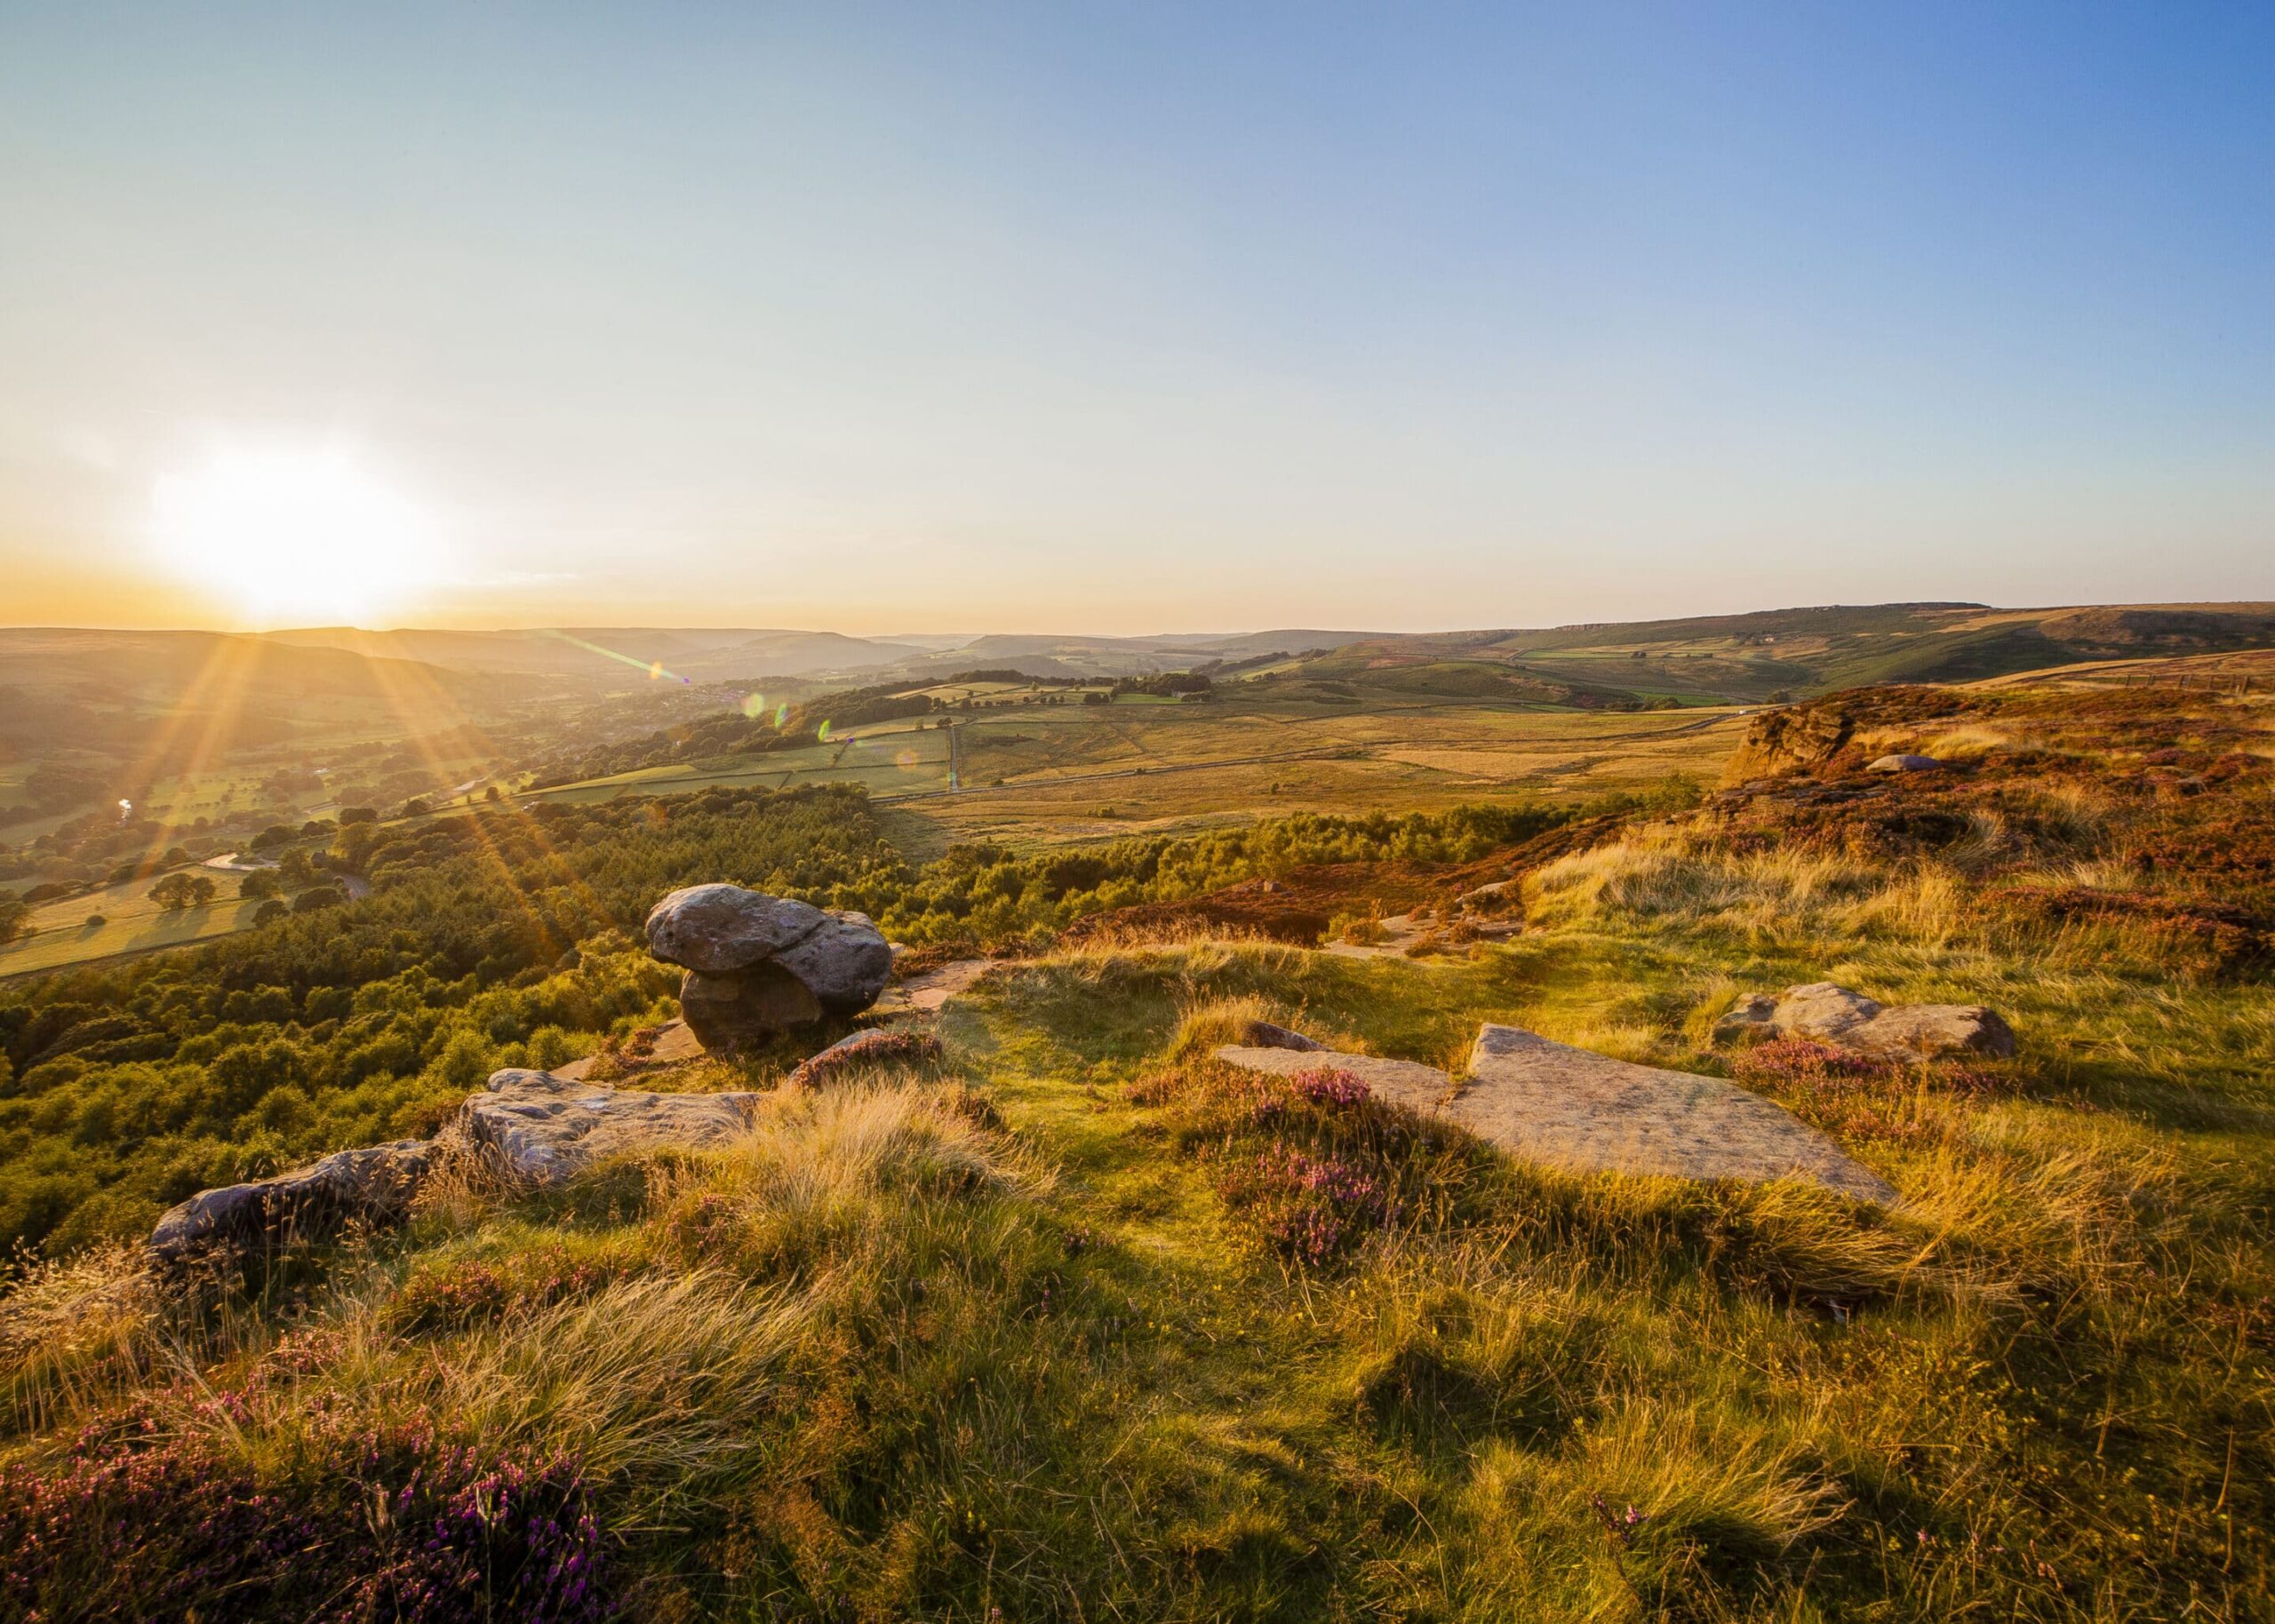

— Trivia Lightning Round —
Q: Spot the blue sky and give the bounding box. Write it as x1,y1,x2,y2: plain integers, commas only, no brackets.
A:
2,3,2270,630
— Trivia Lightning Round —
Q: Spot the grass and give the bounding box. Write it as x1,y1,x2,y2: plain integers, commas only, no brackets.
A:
4,681,2270,1617
11,904,2261,1615
521,689,1744,851
529,722,954,806
896,697,1744,850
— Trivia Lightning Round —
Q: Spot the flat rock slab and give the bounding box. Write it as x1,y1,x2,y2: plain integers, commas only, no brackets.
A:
1219,1031,1898,1206
872,957,994,1016
1459,1025,1897,1205
459,1069,760,1184
1214,1045,1456,1117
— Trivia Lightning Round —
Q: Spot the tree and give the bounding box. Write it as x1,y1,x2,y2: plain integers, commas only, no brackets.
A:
148,872,218,911
252,899,289,927
0,892,28,945
238,870,282,902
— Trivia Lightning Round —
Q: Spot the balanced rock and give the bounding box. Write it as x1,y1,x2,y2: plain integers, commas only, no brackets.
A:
645,884,893,1050
1713,983,2015,1060
150,1140,434,1265
458,1069,761,1184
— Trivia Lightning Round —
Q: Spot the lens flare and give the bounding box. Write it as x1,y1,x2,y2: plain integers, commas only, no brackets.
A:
741,693,768,719
817,720,834,742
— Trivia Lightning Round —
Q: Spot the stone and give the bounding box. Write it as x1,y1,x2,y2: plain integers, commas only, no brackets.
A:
457,1069,760,1185
1217,1030,1897,1206
553,1017,706,1082
150,1140,434,1265
645,885,828,974
1714,983,2016,1062
1457,1025,1898,1205
770,911,896,1015
873,956,994,1016
1848,1004,2016,1060
644,884,893,1049
1765,982,1884,1041
1864,754,1945,773
785,1027,944,1090
678,963,823,1050
1711,992,1779,1042
1213,1045,1456,1118
1241,1020,1327,1052
1719,702,1855,785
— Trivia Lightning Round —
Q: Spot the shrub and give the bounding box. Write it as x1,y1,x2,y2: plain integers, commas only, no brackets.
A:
1217,1143,1393,1264
0,1416,607,1621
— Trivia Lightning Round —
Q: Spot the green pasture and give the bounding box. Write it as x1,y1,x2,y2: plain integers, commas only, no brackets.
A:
0,864,267,977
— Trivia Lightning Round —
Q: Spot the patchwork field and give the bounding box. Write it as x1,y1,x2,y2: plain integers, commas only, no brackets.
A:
866,698,1741,849
528,719,956,806
534,693,1750,853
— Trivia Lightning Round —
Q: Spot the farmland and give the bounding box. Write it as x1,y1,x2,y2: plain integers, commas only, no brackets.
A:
529,687,1749,853
0,862,272,977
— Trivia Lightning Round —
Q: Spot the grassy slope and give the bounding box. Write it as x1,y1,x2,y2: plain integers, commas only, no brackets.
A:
4,681,2271,1620
11,919,2263,1617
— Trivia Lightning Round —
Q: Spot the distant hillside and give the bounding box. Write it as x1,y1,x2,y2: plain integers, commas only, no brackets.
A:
36,601,2271,705
1278,601,2275,703
0,628,527,716
259,625,928,684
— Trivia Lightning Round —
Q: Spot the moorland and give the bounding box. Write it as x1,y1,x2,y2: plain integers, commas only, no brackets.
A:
1,605,2271,1620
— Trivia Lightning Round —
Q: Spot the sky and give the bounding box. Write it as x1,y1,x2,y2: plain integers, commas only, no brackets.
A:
2,2,2271,634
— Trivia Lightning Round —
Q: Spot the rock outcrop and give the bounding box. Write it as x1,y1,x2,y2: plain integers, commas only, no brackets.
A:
1719,702,1855,785
784,1027,944,1090
1457,1026,1897,1204
645,884,893,1050
150,1140,435,1266
460,1069,761,1184
149,1071,776,1262
1865,753,1945,774
1713,982,2016,1060
1218,1024,1898,1206
1241,1020,1327,1052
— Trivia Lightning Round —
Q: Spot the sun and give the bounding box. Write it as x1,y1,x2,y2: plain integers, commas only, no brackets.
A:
152,444,450,625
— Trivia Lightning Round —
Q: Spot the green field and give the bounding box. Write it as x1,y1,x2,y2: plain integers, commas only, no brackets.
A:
523,691,1744,848
528,718,957,806
0,864,270,977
